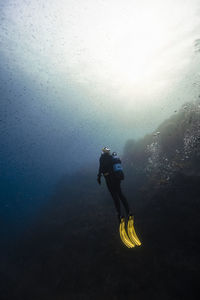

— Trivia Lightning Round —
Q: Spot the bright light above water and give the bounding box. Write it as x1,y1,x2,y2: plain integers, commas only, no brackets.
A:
1,0,200,141
1,0,199,96
47,0,199,99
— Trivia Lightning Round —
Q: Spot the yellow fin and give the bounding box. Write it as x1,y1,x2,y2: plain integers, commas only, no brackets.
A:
127,216,141,246
119,218,135,248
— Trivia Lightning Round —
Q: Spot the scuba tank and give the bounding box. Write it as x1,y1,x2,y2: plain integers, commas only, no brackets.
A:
112,152,124,180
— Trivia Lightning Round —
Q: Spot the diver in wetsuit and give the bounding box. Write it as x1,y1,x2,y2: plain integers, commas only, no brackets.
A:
97,147,131,222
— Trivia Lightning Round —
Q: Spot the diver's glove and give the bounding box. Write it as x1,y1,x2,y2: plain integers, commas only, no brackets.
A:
97,175,101,185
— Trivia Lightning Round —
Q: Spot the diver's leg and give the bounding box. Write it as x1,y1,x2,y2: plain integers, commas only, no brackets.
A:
105,177,121,220
116,180,130,216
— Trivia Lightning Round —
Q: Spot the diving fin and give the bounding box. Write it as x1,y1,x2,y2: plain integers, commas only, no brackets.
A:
119,217,135,248
127,215,141,246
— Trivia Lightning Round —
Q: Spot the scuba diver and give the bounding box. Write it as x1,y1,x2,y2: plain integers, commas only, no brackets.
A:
97,147,132,222
97,146,142,248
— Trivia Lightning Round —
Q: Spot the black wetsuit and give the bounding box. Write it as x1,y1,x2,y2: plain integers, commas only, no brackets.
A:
97,153,130,218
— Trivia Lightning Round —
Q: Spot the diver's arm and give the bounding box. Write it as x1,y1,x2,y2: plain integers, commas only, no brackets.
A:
97,157,102,184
